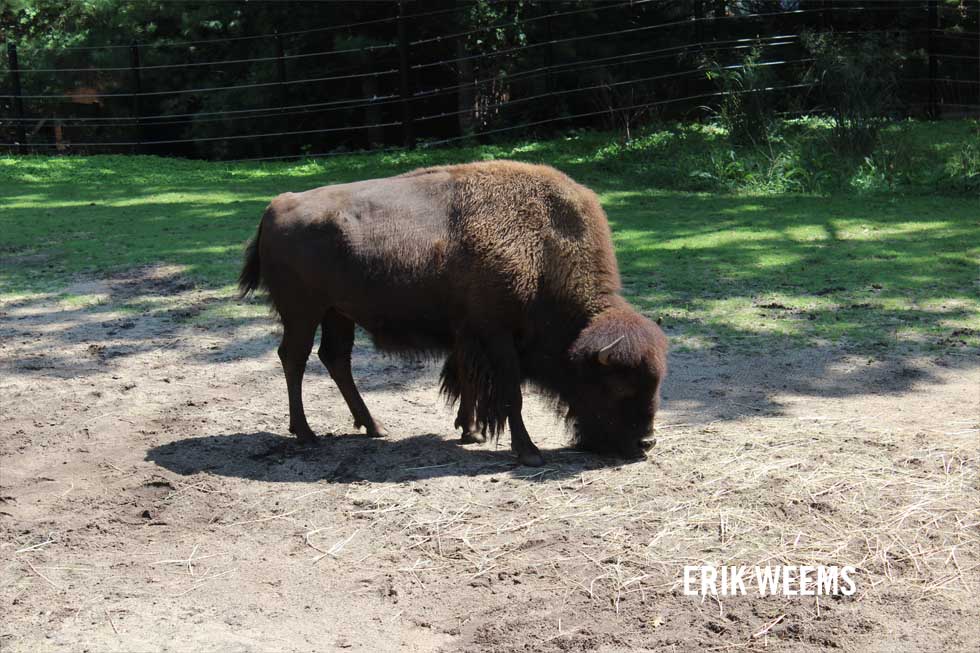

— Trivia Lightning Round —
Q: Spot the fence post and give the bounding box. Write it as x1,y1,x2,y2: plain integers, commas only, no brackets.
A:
545,10,555,96
7,43,27,149
398,0,415,148
130,42,143,154
694,0,705,45
275,31,288,107
927,0,938,119
713,0,725,40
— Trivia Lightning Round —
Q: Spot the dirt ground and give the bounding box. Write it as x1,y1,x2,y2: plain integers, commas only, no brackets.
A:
1,266,977,653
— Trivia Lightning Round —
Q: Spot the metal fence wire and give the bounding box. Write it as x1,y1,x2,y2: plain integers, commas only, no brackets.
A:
2,0,977,161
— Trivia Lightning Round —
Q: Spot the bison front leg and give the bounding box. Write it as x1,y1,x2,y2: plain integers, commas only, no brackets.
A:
318,310,388,438
444,351,486,444
485,336,544,467
455,389,487,444
503,387,544,467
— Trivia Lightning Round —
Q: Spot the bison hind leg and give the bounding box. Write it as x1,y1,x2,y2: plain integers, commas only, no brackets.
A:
318,311,388,438
278,317,319,444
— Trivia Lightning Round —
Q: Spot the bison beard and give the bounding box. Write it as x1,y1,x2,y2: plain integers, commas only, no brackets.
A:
238,160,667,466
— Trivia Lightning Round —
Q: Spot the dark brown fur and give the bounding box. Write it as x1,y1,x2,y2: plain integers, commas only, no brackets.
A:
239,160,667,465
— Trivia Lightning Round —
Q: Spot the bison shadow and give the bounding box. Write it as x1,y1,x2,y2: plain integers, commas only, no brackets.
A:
146,431,635,484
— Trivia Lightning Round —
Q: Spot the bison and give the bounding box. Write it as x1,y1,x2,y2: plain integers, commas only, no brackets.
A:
238,161,667,466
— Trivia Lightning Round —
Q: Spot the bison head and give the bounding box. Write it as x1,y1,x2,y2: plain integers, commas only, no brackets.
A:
566,302,668,459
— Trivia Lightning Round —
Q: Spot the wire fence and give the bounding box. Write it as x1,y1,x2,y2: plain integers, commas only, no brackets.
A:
2,0,978,161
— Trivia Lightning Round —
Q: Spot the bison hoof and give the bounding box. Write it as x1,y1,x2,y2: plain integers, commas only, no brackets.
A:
290,427,318,446
366,425,389,438
354,418,388,438
516,449,545,467
460,430,486,444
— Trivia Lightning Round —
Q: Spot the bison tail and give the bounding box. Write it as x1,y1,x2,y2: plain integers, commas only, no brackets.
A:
238,221,263,299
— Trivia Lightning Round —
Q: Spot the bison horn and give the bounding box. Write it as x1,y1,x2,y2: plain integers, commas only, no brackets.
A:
596,335,625,366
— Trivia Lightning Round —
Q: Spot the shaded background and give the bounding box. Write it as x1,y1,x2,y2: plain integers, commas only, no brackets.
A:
2,0,978,161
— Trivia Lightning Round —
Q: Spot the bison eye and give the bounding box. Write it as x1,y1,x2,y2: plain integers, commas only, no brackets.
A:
605,379,635,399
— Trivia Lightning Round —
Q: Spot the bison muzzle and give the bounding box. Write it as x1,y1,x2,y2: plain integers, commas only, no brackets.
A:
238,161,667,466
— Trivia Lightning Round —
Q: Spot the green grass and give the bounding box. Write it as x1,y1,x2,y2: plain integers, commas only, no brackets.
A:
1,119,977,353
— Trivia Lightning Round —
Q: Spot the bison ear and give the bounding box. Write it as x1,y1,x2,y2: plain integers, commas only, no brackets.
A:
596,335,625,366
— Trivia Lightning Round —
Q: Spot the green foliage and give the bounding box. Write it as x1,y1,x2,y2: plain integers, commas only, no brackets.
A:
585,118,978,195
704,43,776,148
462,0,528,51
802,31,902,159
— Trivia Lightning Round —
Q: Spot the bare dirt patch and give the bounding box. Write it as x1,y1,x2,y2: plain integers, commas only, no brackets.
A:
1,267,977,652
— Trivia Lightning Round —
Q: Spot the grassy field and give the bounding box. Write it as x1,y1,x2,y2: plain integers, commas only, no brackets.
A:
1,119,977,353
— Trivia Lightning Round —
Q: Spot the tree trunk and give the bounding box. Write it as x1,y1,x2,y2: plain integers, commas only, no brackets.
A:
456,37,475,137
362,75,385,146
